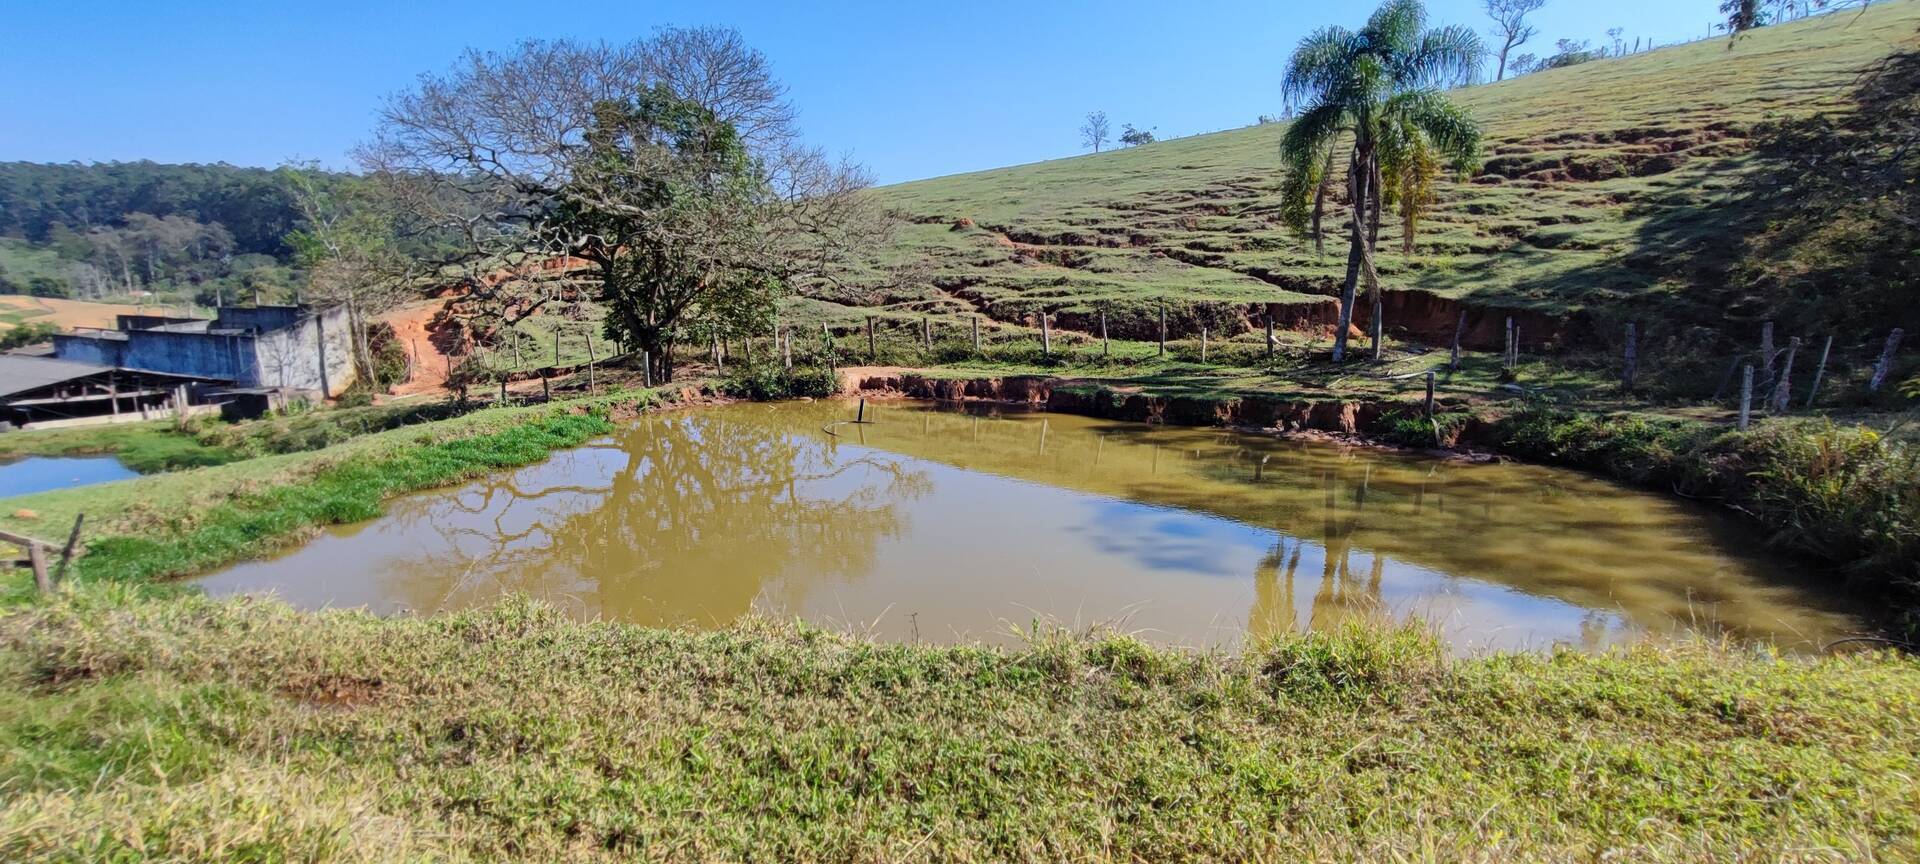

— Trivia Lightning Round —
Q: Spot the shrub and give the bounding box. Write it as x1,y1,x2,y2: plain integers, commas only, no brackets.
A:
719,363,839,401
0,321,57,350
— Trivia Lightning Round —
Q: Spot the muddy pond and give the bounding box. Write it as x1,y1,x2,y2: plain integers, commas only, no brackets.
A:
195,401,1868,652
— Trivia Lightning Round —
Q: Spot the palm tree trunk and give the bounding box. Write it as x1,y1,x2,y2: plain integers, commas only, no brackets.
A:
1367,159,1384,253
1359,148,1385,361
1311,147,1337,258
1333,150,1372,363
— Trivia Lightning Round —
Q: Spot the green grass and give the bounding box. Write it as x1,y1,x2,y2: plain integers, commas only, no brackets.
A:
811,3,1920,341
0,591,1915,861
0,391,650,548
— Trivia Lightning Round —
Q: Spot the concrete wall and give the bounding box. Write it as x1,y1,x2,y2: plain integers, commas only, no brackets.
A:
116,314,202,331
251,306,355,396
52,304,356,396
120,329,256,383
217,306,304,332
51,334,126,367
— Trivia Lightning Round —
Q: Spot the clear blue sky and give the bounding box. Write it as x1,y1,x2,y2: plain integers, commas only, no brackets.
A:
0,0,1732,186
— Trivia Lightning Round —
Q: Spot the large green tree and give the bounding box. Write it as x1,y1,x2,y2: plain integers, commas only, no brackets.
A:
1279,0,1483,362
559,90,782,379
361,29,884,383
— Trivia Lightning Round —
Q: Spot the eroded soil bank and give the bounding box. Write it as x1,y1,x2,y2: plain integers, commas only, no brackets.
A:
843,369,1443,444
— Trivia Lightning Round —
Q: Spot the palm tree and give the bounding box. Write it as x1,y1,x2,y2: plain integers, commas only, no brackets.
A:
1280,0,1483,362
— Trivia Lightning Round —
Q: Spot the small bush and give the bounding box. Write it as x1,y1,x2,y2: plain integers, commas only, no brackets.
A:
720,363,839,401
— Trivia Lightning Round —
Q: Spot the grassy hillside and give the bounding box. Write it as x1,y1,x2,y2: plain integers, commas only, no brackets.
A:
814,3,1920,348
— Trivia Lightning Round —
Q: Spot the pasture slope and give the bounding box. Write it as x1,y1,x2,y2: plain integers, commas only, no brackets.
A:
800,1,1920,350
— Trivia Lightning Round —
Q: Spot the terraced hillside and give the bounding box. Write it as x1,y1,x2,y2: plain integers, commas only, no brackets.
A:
802,2,1920,350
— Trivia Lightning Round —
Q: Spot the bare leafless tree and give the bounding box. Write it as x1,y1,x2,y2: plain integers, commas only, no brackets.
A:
1080,111,1111,153
1485,0,1546,81
284,164,420,387
357,28,887,379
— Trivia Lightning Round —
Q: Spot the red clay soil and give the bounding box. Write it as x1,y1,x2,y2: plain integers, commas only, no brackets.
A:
383,299,458,397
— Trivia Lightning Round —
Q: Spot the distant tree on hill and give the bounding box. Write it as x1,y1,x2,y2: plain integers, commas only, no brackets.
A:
1119,124,1157,146
1508,52,1541,75
1723,0,1856,34
1080,112,1111,153
1540,38,1603,69
1279,0,1482,363
1483,0,1545,81
1724,0,1765,31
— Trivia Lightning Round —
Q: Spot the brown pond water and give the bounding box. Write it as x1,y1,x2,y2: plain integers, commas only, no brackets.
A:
194,400,1870,652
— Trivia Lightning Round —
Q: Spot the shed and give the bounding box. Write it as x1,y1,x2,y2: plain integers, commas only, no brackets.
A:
0,355,227,430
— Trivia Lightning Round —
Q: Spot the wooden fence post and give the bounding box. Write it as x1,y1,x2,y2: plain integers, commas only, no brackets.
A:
1714,354,1742,402
1200,327,1209,363
971,316,981,354
1101,309,1110,358
641,350,652,388
1622,322,1637,392
28,543,49,595
1158,303,1167,358
1449,310,1465,372
1039,312,1051,357
1371,296,1384,361
1738,364,1754,430
1869,328,1905,393
585,332,597,392
866,316,876,362
923,317,932,352
1265,312,1275,360
54,514,84,586
782,331,792,369
554,329,561,366
1772,336,1800,413
1424,371,1436,418
1503,317,1514,369
1806,335,1832,408
1760,321,1776,394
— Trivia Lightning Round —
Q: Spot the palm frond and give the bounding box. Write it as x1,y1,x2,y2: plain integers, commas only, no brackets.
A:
1393,90,1483,172
1284,27,1363,105
1401,25,1484,89
1279,102,1349,234
1364,0,1426,57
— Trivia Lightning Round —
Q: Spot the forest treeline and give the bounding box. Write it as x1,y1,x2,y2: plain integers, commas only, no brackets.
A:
0,161,348,302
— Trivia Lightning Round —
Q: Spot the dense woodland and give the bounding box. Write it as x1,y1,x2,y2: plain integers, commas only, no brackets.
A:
0,161,349,304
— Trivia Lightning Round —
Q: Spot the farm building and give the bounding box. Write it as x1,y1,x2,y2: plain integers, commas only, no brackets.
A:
0,355,225,430
52,304,355,397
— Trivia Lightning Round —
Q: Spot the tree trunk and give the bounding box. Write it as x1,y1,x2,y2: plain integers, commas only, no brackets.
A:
1332,149,1373,364
1367,158,1383,253
1371,292,1383,361
1869,328,1904,392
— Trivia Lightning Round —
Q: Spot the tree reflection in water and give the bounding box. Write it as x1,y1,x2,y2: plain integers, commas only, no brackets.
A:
375,410,930,626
